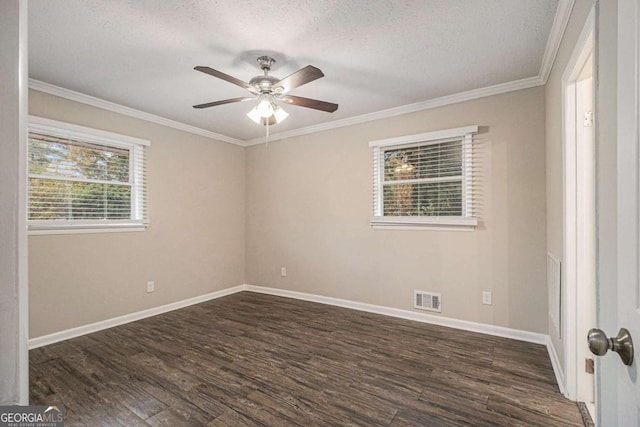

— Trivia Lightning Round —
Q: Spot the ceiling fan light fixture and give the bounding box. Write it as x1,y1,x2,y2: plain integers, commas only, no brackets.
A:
272,103,289,123
256,95,274,118
247,98,288,125
246,106,263,124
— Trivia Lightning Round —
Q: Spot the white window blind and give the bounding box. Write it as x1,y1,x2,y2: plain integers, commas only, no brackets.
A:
370,126,478,230
27,116,149,233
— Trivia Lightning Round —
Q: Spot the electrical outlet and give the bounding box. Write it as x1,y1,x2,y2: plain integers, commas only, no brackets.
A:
147,281,155,293
280,267,287,277
482,291,492,305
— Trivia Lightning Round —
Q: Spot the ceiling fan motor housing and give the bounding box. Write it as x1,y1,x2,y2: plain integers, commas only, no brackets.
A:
249,75,280,93
251,56,280,94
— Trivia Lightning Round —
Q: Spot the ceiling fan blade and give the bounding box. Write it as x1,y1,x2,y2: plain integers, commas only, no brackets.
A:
194,66,257,94
272,65,324,93
193,97,253,109
281,95,338,113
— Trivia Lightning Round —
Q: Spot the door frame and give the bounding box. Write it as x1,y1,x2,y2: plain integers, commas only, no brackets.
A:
561,5,596,402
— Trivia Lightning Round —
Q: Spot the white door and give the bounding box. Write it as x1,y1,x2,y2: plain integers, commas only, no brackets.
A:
596,1,640,425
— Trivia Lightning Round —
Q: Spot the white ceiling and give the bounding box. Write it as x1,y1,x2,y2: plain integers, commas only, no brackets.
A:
29,0,560,142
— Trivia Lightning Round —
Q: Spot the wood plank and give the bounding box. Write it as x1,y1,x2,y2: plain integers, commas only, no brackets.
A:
30,292,584,426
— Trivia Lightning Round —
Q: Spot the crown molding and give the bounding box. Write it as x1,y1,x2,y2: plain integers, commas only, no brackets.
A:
246,0,575,146
28,79,245,147
245,75,544,146
29,1,573,147
539,0,576,84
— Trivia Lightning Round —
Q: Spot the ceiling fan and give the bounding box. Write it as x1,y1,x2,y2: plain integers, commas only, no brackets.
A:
193,56,338,126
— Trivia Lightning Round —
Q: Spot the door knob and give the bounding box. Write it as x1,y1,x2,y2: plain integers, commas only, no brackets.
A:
587,328,634,366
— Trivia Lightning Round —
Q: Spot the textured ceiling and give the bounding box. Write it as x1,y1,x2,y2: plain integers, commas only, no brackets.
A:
29,0,559,141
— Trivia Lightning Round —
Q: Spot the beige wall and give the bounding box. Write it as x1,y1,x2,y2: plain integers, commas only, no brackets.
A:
246,87,547,333
28,90,246,338
30,77,549,338
544,0,594,372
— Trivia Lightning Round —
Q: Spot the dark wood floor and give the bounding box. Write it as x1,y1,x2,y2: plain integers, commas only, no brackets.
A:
30,292,585,426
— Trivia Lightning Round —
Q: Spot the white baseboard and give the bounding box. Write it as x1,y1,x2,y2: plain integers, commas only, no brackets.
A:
546,337,567,396
30,283,553,358
28,285,246,349
30,283,565,397
243,285,549,345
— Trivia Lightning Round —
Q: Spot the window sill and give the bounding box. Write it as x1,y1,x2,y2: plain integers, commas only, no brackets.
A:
29,223,147,236
370,216,477,231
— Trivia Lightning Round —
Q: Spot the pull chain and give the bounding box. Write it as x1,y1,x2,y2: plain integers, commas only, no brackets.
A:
265,119,269,147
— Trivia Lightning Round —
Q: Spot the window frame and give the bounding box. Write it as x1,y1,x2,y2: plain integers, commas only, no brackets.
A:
27,116,150,235
369,125,478,231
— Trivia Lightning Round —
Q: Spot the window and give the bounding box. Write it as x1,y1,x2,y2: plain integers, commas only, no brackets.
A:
28,116,149,234
370,126,478,230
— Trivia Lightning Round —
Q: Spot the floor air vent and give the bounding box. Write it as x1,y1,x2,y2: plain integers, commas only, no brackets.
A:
414,291,442,313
